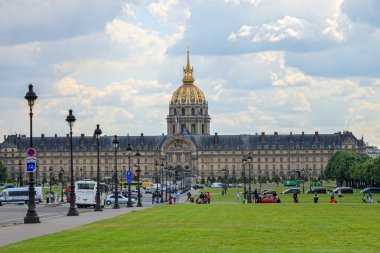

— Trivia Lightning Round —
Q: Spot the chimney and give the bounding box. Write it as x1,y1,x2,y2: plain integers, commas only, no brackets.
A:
80,134,85,145
214,132,219,145
140,133,144,144
274,132,278,142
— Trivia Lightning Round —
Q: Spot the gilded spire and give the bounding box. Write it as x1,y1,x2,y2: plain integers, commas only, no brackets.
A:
183,49,194,84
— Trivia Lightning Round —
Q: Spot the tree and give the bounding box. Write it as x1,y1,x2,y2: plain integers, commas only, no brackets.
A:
0,161,7,182
325,151,368,187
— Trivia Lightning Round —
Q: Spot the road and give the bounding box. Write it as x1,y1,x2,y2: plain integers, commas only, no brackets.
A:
0,194,155,227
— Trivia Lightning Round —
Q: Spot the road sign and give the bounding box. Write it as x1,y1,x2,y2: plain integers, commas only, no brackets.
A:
126,171,132,184
26,148,36,157
25,157,37,173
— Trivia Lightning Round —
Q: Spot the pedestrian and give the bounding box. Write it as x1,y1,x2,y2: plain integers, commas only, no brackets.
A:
253,188,258,203
293,192,298,203
221,189,225,196
207,192,211,204
313,192,318,203
152,192,155,204
168,193,173,204
338,188,342,198
236,191,240,202
187,191,192,201
330,190,335,203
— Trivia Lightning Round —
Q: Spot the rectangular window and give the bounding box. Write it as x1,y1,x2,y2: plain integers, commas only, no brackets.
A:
191,124,196,134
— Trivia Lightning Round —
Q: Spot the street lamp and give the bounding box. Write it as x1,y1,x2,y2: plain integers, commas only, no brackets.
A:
60,169,64,203
24,84,40,224
160,159,168,203
94,124,103,211
49,167,53,204
135,149,142,207
18,160,23,187
154,159,159,204
302,168,305,194
66,109,78,216
112,135,120,209
242,155,247,203
247,153,252,203
309,168,312,191
126,143,133,208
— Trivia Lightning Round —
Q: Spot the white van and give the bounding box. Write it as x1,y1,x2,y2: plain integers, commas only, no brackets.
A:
0,187,42,204
211,182,223,188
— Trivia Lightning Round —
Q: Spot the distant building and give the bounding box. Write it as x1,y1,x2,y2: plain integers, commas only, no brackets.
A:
365,145,380,158
0,51,366,184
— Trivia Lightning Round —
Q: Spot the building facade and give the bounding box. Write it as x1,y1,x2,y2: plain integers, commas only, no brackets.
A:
0,52,366,184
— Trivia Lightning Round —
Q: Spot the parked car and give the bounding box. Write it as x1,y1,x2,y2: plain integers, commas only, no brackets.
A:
145,187,153,194
306,188,327,194
260,192,281,203
193,184,205,190
281,188,301,194
360,187,380,194
105,194,136,206
333,187,353,194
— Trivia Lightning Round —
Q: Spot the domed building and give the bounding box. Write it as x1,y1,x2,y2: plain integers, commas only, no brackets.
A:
0,51,366,189
167,50,210,135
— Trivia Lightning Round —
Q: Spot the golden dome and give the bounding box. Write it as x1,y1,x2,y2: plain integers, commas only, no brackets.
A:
171,50,206,105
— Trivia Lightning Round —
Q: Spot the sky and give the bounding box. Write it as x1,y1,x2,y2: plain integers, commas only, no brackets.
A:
0,0,380,146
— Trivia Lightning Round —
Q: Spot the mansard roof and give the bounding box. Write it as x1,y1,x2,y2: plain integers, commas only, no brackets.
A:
2,131,365,152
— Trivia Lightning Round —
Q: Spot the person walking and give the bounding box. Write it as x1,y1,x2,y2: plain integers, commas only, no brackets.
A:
236,191,240,202
313,192,318,203
293,192,298,203
207,192,211,204
330,190,335,203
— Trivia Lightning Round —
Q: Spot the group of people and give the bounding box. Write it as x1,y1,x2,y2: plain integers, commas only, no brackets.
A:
362,193,376,203
196,192,211,204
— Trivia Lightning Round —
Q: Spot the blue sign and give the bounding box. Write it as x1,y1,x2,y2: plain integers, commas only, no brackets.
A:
126,171,132,184
25,157,37,173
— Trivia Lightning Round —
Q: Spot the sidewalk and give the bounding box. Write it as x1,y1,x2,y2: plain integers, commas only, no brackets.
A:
0,206,149,247
0,193,190,247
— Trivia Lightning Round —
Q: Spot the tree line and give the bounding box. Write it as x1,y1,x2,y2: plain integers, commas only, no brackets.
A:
324,151,380,188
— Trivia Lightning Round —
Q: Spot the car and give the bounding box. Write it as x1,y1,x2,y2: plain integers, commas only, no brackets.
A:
306,188,327,194
360,187,380,194
105,194,136,206
193,184,205,190
259,192,281,203
281,188,301,194
145,187,153,194
333,187,353,194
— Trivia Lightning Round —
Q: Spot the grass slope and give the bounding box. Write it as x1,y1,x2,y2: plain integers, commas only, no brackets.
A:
1,203,380,253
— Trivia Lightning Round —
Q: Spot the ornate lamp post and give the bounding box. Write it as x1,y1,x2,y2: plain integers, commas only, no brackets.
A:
302,168,305,194
135,150,142,207
309,168,312,191
18,160,23,187
24,84,40,223
247,153,252,203
126,143,133,208
49,167,53,204
242,155,247,203
60,168,64,203
94,124,103,211
66,109,78,216
112,135,120,209
160,159,165,203
154,159,159,204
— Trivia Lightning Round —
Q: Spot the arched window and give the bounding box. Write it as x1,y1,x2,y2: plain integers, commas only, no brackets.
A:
182,108,185,115
199,108,203,115
173,108,177,115
191,108,195,115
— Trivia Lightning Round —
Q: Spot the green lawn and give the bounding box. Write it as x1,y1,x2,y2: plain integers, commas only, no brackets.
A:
1,203,380,252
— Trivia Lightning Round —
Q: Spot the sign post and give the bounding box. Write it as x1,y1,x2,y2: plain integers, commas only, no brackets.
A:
126,171,132,185
25,157,37,173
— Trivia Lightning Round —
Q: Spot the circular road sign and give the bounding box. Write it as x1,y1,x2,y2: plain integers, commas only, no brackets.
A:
26,148,36,157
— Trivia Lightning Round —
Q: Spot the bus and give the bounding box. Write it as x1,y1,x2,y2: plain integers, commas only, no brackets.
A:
0,187,42,205
75,180,108,208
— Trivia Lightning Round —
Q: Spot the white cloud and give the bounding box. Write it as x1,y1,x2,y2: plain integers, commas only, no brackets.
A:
253,16,308,42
